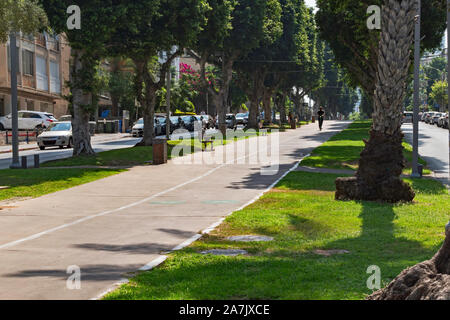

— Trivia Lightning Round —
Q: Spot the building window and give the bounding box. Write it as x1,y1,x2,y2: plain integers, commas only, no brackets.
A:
22,50,34,76
26,100,35,111
50,60,61,94
36,56,49,91
40,102,53,113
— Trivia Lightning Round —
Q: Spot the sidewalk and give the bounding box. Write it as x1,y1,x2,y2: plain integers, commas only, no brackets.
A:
0,133,131,154
0,121,350,300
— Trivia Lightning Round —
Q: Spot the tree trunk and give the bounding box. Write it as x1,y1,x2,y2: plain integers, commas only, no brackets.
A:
111,96,120,117
335,0,416,203
141,92,156,146
71,50,95,156
368,222,450,300
279,93,287,124
248,93,260,130
245,70,265,130
263,89,272,125
133,58,156,147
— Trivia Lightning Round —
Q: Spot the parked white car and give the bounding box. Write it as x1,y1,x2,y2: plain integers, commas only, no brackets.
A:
132,118,163,137
0,111,57,131
37,121,73,150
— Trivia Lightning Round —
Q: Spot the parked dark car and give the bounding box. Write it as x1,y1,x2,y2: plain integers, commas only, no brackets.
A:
159,117,178,135
195,115,212,129
216,114,237,129
182,115,202,131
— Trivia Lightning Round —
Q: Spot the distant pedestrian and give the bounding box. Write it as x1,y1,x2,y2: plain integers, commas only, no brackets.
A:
318,107,325,131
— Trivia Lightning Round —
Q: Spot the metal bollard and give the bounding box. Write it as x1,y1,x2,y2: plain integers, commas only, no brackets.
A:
26,130,29,144
34,154,40,168
21,156,27,169
5,131,8,144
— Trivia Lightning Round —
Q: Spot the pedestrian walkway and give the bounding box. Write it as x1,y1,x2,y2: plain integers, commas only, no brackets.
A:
0,121,350,300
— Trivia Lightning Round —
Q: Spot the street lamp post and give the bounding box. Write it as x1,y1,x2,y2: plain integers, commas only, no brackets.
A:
411,0,421,178
9,32,21,169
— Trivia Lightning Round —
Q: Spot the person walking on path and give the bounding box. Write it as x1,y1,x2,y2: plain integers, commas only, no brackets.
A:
318,107,325,131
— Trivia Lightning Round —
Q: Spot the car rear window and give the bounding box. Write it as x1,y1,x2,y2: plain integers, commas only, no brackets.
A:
45,114,57,120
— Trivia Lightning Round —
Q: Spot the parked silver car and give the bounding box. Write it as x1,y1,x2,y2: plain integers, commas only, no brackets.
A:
37,121,73,150
438,113,449,128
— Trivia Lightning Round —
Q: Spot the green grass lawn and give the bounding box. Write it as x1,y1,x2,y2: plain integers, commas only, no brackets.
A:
0,168,123,202
104,171,449,300
42,131,268,168
301,121,429,174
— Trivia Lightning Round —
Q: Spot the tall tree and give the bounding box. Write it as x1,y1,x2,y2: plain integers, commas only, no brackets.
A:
188,0,282,134
316,0,447,101
317,0,447,202
0,0,47,42
335,0,418,202
42,0,121,155
109,0,208,146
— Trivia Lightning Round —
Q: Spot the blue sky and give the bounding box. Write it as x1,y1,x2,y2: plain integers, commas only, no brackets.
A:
305,0,316,9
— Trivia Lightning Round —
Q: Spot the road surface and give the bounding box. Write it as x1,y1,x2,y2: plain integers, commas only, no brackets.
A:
402,122,449,183
0,121,350,299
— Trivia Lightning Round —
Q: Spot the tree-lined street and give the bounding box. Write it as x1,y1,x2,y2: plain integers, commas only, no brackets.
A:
0,122,349,299
0,0,449,304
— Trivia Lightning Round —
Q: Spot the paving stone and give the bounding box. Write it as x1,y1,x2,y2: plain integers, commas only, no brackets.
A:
201,249,248,256
313,249,350,257
227,235,274,242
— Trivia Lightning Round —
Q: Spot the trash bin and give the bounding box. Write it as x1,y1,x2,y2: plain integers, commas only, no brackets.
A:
417,164,423,177
290,119,296,129
312,116,316,123
152,139,167,165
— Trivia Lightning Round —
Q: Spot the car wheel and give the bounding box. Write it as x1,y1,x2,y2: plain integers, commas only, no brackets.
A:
39,146,45,150
0,123,4,131
67,138,73,149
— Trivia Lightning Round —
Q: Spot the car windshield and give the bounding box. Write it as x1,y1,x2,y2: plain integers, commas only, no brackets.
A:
182,116,191,122
226,115,234,120
48,123,71,131
236,113,247,118
137,119,144,125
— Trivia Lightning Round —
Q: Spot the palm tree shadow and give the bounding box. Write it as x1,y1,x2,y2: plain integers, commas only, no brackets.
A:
322,200,441,295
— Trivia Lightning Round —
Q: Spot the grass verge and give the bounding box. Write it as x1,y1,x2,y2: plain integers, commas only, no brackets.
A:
104,171,449,300
0,168,123,202
301,120,430,175
42,130,270,168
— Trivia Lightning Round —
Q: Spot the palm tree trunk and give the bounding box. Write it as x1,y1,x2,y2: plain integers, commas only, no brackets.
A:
368,221,450,300
335,0,416,202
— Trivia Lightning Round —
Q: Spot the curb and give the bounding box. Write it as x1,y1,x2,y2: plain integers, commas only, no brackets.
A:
0,146,38,154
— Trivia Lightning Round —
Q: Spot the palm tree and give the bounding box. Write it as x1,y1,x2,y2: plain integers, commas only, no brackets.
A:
335,0,416,202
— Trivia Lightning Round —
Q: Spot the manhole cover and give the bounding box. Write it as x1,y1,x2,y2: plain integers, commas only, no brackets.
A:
314,249,350,257
201,249,248,256
227,235,274,242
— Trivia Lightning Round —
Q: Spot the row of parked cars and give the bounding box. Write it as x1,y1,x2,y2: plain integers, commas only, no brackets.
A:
421,111,449,128
131,113,254,137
